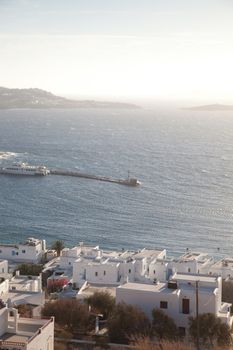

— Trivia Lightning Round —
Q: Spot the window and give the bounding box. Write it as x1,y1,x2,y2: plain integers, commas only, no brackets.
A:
95,272,98,277
2,268,4,273
103,271,106,276
188,268,191,273
154,270,156,274
160,301,168,309
182,299,190,314
22,250,26,253
0,250,2,253
12,251,15,256
129,269,131,274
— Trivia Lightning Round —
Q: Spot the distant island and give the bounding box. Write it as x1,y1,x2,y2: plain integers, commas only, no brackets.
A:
184,104,233,111
0,87,139,109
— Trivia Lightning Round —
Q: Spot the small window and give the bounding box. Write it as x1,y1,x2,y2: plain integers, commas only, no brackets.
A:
188,268,191,273
22,250,26,253
154,270,156,274
129,269,131,274
0,250,2,253
103,271,106,276
95,272,98,277
182,299,190,314
69,262,71,265
160,301,168,309
12,251,15,256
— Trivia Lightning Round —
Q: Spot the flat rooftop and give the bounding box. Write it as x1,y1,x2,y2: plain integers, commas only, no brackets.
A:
133,249,165,260
180,251,210,262
210,258,233,269
117,282,177,294
172,272,218,283
78,283,116,298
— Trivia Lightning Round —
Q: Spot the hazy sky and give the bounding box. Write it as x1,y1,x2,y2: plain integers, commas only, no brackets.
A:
0,0,233,102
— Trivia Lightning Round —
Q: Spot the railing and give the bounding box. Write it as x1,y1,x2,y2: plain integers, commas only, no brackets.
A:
0,340,26,348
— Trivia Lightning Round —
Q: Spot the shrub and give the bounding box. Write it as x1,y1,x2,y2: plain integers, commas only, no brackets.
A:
42,299,90,331
107,302,151,344
151,309,178,341
189,313,232,348
85,291,115,319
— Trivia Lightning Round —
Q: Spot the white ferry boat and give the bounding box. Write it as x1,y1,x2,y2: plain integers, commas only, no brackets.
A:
0,162,50,176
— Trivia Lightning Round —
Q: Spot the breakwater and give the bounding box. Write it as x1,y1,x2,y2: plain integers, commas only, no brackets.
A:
49,169,141,187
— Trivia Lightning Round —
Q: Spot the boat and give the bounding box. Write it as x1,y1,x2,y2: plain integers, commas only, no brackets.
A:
0,162,50,176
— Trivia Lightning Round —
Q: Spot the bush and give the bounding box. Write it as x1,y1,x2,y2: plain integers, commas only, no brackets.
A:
189,313,232,348
85,291,115,319
107,302,151,344
42,299,90,331
151,309,178,341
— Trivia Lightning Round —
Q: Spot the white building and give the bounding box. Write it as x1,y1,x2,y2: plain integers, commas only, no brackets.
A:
206,258,233,279
0,272,45,307
0,237,46,263
0,260,8,280
116,272,232,335
72,245,166,287
0,304,54,349
59,243,100,269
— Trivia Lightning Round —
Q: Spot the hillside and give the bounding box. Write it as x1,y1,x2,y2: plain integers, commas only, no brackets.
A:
0,87,139,109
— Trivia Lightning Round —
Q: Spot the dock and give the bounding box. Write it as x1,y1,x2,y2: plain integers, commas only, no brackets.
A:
49,169,141,187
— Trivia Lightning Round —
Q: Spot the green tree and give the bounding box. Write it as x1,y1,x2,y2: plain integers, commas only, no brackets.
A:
86,291,115,319
189,313,232,348
51,240,65,256
151,309,178,341
107,303,151,344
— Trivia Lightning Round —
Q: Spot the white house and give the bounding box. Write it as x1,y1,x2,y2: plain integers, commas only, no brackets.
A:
116,272,232,335
0,272,45,307
0,237,46,263
0,303,54,349
0,260,8,280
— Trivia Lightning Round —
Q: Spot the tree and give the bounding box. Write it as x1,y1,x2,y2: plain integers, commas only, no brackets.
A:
51,240,65,256
151,309,178,341
189,313,232,348
107,303,151,344
16,263,43,276
42,299,90,331
85,291,115,319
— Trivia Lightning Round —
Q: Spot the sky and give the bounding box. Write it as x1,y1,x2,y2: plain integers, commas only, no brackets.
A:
0,0,233,103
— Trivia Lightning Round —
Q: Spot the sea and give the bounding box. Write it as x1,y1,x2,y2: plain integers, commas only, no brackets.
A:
0,107,233,259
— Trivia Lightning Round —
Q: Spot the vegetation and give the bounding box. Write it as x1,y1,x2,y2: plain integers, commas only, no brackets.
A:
85,291,115,319
16,263,43,276
189,313,232,348
222,280,233,305
42,299,90,331
131,338,193,350
51,240,65,256
151,309,178,341
107,302,151,344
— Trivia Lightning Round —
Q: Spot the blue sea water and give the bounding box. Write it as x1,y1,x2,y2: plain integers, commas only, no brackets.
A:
1,107,233,258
